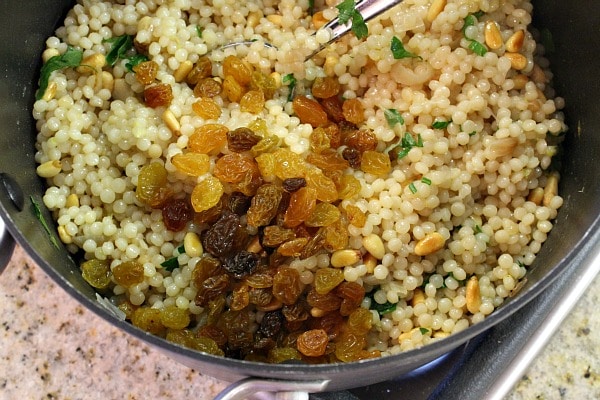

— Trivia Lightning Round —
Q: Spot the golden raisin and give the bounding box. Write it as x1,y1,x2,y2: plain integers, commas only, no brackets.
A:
277,237,309,257
262,226,296,247
240,90,265,113
193,77,222,97
272,148,307,180
293,95,328,128
283,186,317,228
222,75,244,102
345,204,366,227
136,162,171,207
223,55,252,85
246,183,283,227
323,218,349,252
335,331,367,362
344,129,378,153
314,268,344,294
360,151,391,176
192,97,221,120
310,127,331,153
306,202,341,227
337,174,362,200
81,259,111,289
171,152,210,176
297,329,329,357
144,83,173,108
312,76,340,99
342,98,365,125
214,153,258,184
132,307,164,335
320,96,345,122
112,261,145,287
251,135,280,157
305,168,338,203
188,124,229,155
272,267,303,305
250,71,277,99
306,150,349,171
160,305,191,330
186,57,213,85
133,60,158,85
191,175,224,212
227,127,262,152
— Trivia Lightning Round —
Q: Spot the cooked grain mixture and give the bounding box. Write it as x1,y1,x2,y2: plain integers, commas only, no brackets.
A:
33,0,566,362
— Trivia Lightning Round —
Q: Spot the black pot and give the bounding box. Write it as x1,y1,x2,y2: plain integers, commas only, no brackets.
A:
1,0,599,395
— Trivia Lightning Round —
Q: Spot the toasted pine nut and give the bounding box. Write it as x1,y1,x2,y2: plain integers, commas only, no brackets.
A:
323,55,338,76
530,64,548,84
162,109,181,135
512,74,528,90
66,193,80,208
362,233,385,260
36,160,62,178
57,226,73,244
414,232,445,256
505,52,527,70
256,298,283,312
174,60,193,83
484,21,503,50
466,276,481,314
310,307,328,318
543,173,559,207
411,288,425,307
42,48,60,63
101,71,114,92
246,236,263,253
330,249,362,267
485,137,519,159
312,11,329,29
247,11,263,28
426,0,446,23
433,331,450,339
41,81,57,101
505,29,525,52
76,53,106,73
364,253,377,274
527,187,544,205
266,14,283,26
269,72,282,89
184,232,203,258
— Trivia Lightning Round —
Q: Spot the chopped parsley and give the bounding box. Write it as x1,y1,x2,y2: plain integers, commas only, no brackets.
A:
160,244,185,272
125,53,149,72
104,34,149,69
367,288,397,315
308,0,315,15
462,12,488,56
384,108,405,127
336,0,368,40
36,47,83,100
408,182,417,194
474,224,483,234
282,73,297,101
30,196,60,248
390,132,424,160
390,36,421,60
517,260,526,269
196,25,203,38
419,327,430,335
421,177,432,185
432,119,452,129
468,131,477,136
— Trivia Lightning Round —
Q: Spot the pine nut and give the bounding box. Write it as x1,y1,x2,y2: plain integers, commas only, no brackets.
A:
527,187,544,205
36,160,62,178
162,109,181,135
465,276,481,314
66,193,80,208
362,233,385,260
411,288,425,307
76,53,106,73
330,249,362,267
269,72,282,89
505,52,527,70
543,173,559,207
484,21,503,50
42,48,60,63
267,14,283,26
312,11,329,29
184,231,203,258
310,307,328,318
101,71,114,92
414,232,445,256
247,11,263,28
486,137,519,159
57,226,73,244
174,60,193,83
505,29,525,52
530,64,548,84
426,0,446,23
433,331,450,339
41,81,57,101
512,74,528,90
364,253,377,274
324,55,338,76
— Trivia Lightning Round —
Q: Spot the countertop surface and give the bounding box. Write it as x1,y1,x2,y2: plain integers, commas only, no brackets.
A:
1,244,599,400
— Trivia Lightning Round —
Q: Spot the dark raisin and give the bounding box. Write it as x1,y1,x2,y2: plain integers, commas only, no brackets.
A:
227,127,262,152
342,147,362,169
249,287,273,307
282,301,310,323
202,212,247,260
223,250,260,279
195,273,231,306
282,177,307,193
161,198,193,231
259,310,284,338
228,192,251,215
319,96,345,122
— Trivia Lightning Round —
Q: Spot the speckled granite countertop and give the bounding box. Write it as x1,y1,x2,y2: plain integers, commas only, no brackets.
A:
1,245,599,400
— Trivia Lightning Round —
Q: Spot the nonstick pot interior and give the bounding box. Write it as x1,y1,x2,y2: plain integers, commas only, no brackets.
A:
1,0,599,392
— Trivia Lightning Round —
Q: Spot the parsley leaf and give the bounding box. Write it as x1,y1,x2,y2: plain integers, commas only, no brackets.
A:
393,132,424,159
36,47,83,100
104,34,134,66
408,182,417,193
421,177,432,185
30,196,60,248
384,108,405,127
468,39,488,56
419,327,430,335
390,36,420,60
432,119,452,129
125,53,149,72
336,0,369,40
282,73,297,102
462,13,488,56
308,0,315,15
160,244,185,272
196,25,203,38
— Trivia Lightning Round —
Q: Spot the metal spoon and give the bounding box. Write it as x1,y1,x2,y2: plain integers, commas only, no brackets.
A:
305,0,405,60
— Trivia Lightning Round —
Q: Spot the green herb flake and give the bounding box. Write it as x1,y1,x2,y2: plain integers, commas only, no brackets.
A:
196,25,203,38
474,224,483,234
390,36,421,60
408,182,417,194
462,14,478,37
283,73,297,102
384,108,405,127
367,289,397,315
432,119,452,129
419,327,430,335
336,0,369,40
517,260,526,268
308,0,315,15
177,244,185,253
30,196,60,248
468,131,477,136
468,39,488,56
421,177,432,185
394,133,424,160
161,257,179,272
125,53,149,72
36,47,83,100
104,34,134,66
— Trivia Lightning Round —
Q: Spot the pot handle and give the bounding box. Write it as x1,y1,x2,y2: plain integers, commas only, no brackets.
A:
0,214,16,274
214,377,330,400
